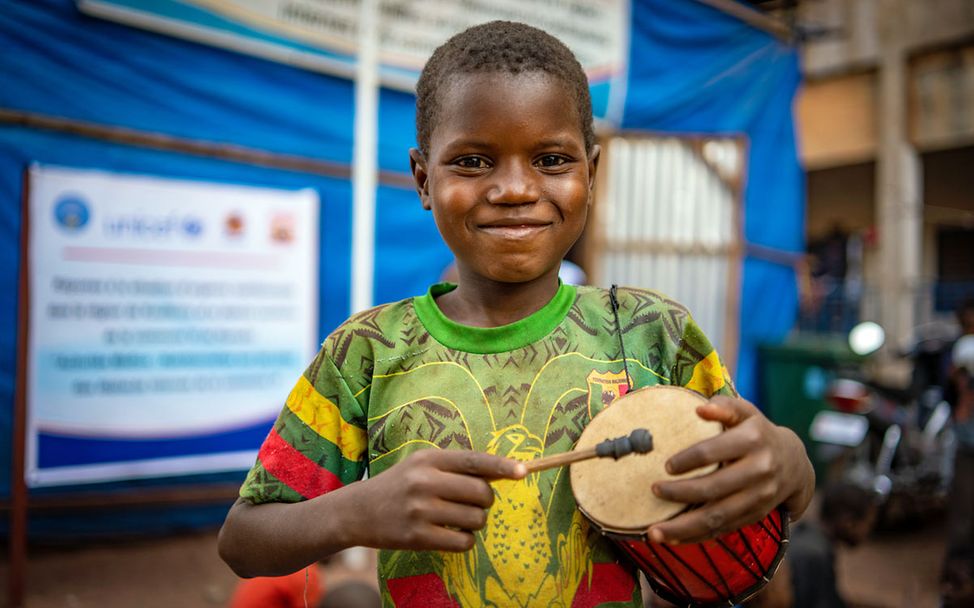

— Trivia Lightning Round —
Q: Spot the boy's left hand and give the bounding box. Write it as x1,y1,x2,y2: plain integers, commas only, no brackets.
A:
647,395,815,545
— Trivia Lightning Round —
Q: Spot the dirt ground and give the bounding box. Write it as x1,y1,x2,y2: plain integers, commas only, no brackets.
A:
1,519,948,608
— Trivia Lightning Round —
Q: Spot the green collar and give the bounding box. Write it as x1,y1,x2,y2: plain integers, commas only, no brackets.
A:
413,282,576,354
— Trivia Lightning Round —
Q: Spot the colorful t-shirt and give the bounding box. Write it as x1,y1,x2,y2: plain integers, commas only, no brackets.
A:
240,283,735,608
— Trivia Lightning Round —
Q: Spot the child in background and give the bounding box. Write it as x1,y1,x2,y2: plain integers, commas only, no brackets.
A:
786,481,876,608
227,566,320,608
319,581,381,608
941,548,974,608
218,21,815,607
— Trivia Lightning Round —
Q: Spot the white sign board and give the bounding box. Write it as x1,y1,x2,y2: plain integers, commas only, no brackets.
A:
26,165,320,487
190,0,623,74
78,0,627,117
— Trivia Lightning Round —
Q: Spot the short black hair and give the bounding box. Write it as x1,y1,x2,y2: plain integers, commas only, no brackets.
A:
415,20,595,156
819,481,876,524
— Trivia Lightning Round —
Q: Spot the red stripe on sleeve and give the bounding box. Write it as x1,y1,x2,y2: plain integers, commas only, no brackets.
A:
258,429,344,499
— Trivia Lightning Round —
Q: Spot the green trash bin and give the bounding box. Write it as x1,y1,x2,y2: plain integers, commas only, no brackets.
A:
757,336,865,484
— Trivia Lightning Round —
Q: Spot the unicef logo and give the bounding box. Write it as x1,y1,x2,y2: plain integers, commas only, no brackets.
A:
53,195,90,232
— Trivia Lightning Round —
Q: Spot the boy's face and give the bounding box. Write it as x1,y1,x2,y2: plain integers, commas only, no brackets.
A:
410,72,599,285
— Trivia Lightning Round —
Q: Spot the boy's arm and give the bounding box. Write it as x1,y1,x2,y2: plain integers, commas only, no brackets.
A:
219,491,359,578
218,448,526,578
217,348,368,577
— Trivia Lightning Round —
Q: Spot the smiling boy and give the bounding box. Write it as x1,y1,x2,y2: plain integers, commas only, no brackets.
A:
219,21,814,607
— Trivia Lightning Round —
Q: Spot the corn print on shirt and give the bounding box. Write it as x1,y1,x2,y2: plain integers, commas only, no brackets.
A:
239,283,736,608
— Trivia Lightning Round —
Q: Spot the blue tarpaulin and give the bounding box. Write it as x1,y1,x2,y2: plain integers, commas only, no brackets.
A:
621,0,804,405
0,0,802,534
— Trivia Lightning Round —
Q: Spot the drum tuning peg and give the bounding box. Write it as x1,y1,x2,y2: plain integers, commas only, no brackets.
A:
594,428,653,460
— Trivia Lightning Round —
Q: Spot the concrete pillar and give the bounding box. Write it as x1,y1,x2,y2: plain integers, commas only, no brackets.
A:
876,0,923,351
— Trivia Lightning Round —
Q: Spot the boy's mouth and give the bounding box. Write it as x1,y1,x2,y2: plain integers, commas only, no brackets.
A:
478,219,552,238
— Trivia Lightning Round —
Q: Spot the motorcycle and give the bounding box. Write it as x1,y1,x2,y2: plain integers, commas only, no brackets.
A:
809,321,956,528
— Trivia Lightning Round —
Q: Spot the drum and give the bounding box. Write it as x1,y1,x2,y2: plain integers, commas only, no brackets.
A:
569,385,789,608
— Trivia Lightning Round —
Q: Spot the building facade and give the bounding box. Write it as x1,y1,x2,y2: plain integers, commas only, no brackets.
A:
793,0,974,351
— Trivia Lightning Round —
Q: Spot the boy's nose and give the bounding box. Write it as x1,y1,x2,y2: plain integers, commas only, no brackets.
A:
486,161,541,205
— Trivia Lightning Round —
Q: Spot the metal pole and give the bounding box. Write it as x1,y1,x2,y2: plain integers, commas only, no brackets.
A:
8,171,32,608
345,2,380,568
876,0,922,351
351,0,379,313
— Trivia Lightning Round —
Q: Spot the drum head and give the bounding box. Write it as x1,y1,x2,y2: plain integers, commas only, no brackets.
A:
570,385,722,533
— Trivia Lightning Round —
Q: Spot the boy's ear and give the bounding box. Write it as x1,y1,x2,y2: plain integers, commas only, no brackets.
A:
587,144,602,200
409,148,431,210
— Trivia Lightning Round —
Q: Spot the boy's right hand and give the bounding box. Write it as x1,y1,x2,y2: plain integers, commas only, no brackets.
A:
348,449,526,552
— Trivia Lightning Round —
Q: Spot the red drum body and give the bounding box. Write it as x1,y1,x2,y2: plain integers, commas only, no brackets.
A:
609,507,788,606
570,386,789,607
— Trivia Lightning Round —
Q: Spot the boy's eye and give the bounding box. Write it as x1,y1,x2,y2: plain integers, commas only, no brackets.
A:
455,156,490,169
537,155,568,168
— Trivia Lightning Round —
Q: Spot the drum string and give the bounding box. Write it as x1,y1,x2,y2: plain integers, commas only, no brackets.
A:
756,518,780,542
657,542,728,601
699,545,735,599
762,507,787,540
715,537,763,581
609,285,633,390
735,529,765,578
647,543,696,601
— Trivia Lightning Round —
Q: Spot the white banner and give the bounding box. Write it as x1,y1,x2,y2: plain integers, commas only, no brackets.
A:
189,0,625,76
77,0,627,116
26,165,320,487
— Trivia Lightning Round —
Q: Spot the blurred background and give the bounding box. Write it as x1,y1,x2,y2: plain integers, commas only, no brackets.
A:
1,0,972,607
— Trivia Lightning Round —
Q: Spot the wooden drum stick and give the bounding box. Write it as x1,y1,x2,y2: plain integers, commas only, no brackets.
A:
522,428,653,474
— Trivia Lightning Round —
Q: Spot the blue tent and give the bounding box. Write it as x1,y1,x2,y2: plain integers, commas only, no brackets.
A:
0,0,802,533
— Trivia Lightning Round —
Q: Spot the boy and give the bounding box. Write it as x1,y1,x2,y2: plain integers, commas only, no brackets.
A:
219,21,815,607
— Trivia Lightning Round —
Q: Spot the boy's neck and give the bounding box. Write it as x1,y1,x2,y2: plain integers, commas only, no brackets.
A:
436,271,561,328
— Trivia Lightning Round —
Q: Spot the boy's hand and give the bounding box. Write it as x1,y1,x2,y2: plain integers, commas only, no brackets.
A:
349,449,526,552
647,395,815,545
